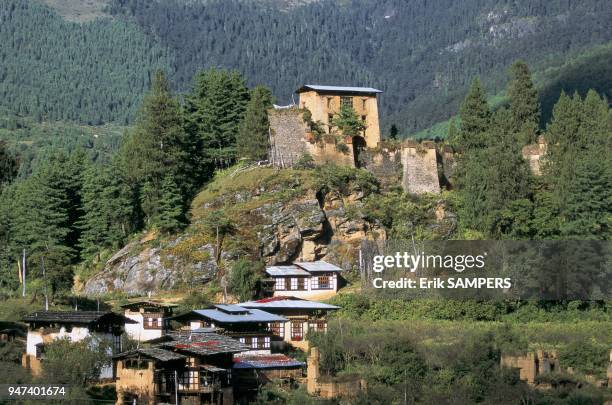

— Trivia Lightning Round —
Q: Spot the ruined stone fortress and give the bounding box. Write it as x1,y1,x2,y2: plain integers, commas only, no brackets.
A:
268,84,544,193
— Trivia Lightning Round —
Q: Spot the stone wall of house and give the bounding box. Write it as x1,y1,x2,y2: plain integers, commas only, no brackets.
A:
401,141,441,194
307,347,366,399
522,135,547,176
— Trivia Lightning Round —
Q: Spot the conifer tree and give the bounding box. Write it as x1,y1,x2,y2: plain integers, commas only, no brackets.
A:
152,175,185,233
184,68,249,172
456,78,491,151
0,141,18,187
79,163,134,259
507,60,540,145
236,86,273,161
11,153,77,294
119,71,196,225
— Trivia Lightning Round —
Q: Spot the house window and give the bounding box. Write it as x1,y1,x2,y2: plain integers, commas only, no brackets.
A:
362,98,367,109
114,334,122,353
327,114,334,133
308,320,327,333
361,115,367,122
318,275,331,289
340,96,353,108
326,97,332,109
275,278,286,291
269,322,285,337
144,316,161,330
291,321,304,341
124,359,148,370
290,278,306,291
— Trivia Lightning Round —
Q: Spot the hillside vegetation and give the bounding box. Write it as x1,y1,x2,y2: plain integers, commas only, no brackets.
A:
1,0,611,133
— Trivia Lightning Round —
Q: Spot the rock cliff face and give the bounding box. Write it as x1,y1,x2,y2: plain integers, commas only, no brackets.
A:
83,167,385,295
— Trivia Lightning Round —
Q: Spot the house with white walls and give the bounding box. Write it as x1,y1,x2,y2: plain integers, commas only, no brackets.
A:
121,301,177,342
239,296,339,351
21,311,135,379
266,260,344,299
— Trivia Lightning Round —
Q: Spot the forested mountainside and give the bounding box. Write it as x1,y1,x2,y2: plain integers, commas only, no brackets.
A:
0,0,610,133
0,0,171,124
108,0,612,134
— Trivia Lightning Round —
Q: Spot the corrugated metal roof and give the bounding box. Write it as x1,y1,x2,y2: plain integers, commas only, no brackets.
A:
297,84,383,94
239,297,340,311
265,266,310,276
233,354,305,369
191,308,287,324
162,332,248,356
294,260,344,273
120,300,177,309
113,348,186,362
22,311,136,325
214,304,248,313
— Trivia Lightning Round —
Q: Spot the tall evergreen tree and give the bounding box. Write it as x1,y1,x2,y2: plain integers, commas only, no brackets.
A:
507,60,541,145
10,153,78,294
0,141,18,187
119,71,196,225
152,175,185,233
79,163,134,259
456,78,491,151
184,69,249,172
236,86,273,161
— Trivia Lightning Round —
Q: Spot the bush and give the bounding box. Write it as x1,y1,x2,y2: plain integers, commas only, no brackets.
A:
228,259,263,302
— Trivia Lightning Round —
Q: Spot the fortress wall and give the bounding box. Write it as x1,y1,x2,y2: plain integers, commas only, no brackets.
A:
268,108,354,168
268,108,310,167
401,142,441,194
361,148,402,187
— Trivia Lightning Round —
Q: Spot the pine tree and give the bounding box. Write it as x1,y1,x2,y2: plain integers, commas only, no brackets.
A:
184,68,249,171
11,153,77,294
0,141,18,187
507,60,540,145
456,78,491,151
236,86,273,161
79,163,134,259
152,175,185,233
119,71,196,224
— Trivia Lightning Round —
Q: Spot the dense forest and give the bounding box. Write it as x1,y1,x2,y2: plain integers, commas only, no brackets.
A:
0,0,611,134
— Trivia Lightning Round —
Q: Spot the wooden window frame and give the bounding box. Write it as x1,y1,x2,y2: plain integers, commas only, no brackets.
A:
291,321,304,341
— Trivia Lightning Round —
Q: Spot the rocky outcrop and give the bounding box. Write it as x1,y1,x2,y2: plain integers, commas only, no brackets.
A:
82,175,385,295
83,239,218,296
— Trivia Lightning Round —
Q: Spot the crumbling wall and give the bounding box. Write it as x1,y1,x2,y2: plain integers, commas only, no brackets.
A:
500,350,559,385
307,347,366,399
268,108,310,167
361,148,402,188
522,135,547,176
401,141,441,194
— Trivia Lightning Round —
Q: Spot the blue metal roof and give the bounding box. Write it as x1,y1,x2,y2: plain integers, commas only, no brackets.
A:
266,266,310,276
191,308,287,324
295,260,344,273
214,304,249,313
239,297,340,311
297,84,383,94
